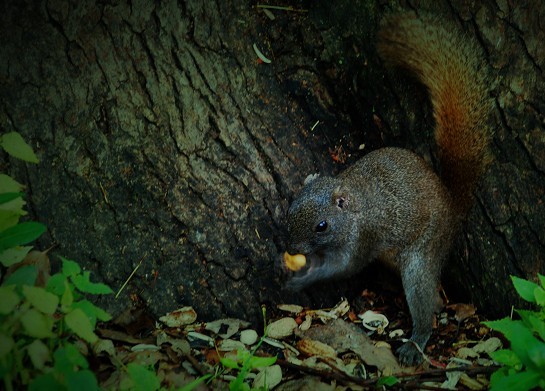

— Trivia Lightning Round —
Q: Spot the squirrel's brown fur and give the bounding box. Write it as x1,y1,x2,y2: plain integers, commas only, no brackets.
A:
284,13,493,365
377,13,493,213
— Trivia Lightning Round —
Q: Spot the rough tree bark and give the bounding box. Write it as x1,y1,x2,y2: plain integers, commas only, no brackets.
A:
1,0,543,324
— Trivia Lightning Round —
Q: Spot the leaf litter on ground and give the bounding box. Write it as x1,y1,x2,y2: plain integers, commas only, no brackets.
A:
86,291,502,390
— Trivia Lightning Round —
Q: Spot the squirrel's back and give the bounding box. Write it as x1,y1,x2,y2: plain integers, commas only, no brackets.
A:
377,13,493,212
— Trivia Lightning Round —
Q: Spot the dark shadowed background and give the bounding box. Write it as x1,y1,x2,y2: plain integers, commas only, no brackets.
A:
1,0,544,325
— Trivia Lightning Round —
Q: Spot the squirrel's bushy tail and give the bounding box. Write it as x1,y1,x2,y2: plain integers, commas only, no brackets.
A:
377,13,493,213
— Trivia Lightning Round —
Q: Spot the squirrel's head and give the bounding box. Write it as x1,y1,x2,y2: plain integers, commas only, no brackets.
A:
286,176,353,253
283,175,359,290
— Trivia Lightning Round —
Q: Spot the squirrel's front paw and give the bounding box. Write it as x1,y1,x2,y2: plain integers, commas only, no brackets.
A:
396,342,424,366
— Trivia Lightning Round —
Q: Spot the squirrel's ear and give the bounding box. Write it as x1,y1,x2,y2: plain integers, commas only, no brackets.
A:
332,187,349,209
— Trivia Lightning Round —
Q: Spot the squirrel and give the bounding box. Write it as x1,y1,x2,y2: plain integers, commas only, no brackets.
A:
283,12,493,365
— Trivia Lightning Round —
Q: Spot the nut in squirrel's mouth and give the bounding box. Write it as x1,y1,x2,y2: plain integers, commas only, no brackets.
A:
282,251,323,276
282,250,328,291
283,252,307,272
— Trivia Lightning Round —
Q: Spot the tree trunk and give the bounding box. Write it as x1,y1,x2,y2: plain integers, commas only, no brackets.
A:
1,0,543,324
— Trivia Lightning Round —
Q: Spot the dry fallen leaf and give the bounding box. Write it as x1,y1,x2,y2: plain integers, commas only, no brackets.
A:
266,317,298,339
459,372,487,390
276,377,336,391
187,332,214,346
93,338,116,357
472,337,502,354
456,347,479,359
299,315,312,331
262,337,285,349
300,356,335,372
131,344,161,352
442,362,463,389
447,303,476,323
253,364,282,389
388,329,404,338
308,298,350,322
358,310,389,333
112,307,155,336
156,331,190,356
277,304,304,314
296,318,402,375
375,341,392,349
160,361,207,390
296,339,337,358
97,328,154,345
217,338,247,352
205,318,250,339
329,297,350,318
159,307,197,327
240,329,258,345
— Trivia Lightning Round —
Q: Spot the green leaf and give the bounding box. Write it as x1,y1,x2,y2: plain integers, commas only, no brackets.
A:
0,222,46,251
54,343,89,371
484,317,518,337
65,342,89,369
490,368,542,391
511,330,545,370
529,317,545,343
528,342,545,370
127,363,161,391
517,310,545,342
0,174,23,193
0,132,39,163
0,333,14,358
248,355,277,369
2,264,37,287
487,319,545,370
180,374,213,391
490,349,522,368
29,373,63,391
72,299,112,328
61,279,74,310
0,192,23,204
539,274,545,289
0,211,22,233
71,271,113,295
0,285,20,314
66,369,100,391
229,374,250,391
377,376,400,387
20,308,53,338
53,343,89,390
0,350,14,379
0,194,26,232
64,308,98,343
27,339,50,370
61,257,81,277
512,276,539,303
535,287,545,307
0,245,32,267
489,367,509,388
220,357,240,369
46,273,67,296
23,286,59,314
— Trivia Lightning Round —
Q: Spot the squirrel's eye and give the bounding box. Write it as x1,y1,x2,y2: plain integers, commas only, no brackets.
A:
315,220,328,233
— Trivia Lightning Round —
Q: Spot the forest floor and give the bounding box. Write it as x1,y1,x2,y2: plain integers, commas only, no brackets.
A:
93,290,500,390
